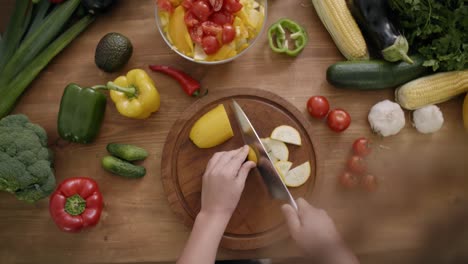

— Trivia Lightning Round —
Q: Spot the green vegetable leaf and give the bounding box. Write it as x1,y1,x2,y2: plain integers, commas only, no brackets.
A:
389,0,467,72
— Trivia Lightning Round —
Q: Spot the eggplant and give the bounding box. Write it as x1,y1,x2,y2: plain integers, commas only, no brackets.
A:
81,0,117,14
347,0,413,64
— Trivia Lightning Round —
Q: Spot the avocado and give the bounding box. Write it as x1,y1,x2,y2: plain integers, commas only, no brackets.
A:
95,32,133,72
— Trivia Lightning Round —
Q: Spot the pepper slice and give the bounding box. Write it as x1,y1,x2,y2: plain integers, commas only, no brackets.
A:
49,177,103,232
268,18,308,57
57,83,107,144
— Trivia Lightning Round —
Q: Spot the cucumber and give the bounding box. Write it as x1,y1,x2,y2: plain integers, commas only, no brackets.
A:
107,143,148,161
326,55,429,90
101,156,146,178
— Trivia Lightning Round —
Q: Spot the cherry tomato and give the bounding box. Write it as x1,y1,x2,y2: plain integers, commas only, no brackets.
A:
222,24,236,43
184,11,199,27
189,24,204,43
202,35,220,54
347,155,367,175
210,11,233,25
353,137,372,157
209,0,223,11
158,0,174,13
223,0,243,13
191,0,212,21
181,0,194,9
362,174,378,192
307,96,330,119
201,21,223,36
327,108,351,132
339,171,359,189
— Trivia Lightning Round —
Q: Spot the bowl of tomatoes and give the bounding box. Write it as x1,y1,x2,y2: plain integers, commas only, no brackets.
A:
156,0,267,64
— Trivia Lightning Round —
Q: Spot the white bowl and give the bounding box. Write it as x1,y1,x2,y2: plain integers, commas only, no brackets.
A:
155,0,268,65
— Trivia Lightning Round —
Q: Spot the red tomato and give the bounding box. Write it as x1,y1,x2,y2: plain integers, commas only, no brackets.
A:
362,174,378,192
210,11,233,25
181,0,194,9
222,24,236,43
307,96,330,119
347,155,367,175
202,35,220,54
353,137,372,157
158,0,174,13
184,11,199,27
339,171,359,189
189,24,204,43
191,0,213,21
201,21,223,36
209,0,223,11
327,108,351,132
223,0,243,13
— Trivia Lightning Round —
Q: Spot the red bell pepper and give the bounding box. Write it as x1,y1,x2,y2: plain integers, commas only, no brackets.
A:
49,177,103,232
149,65,202,97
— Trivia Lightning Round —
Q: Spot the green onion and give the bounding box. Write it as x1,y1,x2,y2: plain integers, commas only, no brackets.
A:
25,0,52,40
0,0,80,85
0,0,31,73
0,15,95,118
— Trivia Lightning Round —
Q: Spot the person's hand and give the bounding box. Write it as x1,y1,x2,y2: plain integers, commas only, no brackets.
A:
282,198,358,263
200,145,256,220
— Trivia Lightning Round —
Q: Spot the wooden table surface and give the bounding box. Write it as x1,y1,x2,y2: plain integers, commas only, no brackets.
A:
1,0,468,263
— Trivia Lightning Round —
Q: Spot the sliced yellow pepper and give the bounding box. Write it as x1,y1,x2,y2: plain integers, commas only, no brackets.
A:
206,43,237,61
109,69,160,119
168,6,194,57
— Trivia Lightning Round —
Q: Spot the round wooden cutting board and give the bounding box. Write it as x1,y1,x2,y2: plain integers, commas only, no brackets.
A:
161,88,317,250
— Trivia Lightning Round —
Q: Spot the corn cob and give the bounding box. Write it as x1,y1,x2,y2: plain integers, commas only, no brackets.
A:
311,0,369,60
395,70,468,110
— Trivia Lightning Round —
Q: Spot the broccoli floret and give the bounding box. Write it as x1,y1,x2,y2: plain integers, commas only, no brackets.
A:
0,114,55,203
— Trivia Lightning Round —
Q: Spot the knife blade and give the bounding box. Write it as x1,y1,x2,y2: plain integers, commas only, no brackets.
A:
231,100,298,211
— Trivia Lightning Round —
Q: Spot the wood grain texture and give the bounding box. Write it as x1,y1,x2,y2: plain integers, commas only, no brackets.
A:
161,88,317,250
1,0,468,263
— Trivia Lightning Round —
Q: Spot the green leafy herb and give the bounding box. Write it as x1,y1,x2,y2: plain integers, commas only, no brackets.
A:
389,0,467,72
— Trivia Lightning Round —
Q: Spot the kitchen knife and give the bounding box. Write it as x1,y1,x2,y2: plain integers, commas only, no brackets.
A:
231,100,298,211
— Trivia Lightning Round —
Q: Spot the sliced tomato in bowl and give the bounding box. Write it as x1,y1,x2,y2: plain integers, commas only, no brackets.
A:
184,11,200,27
202,35,221,54
181,0,194,9
158,0,174,13
210,10,233,25
209,0,224,11
201,21,223,36
191,0,213,21
189,24,204,43
222,24,235,44
223,0,242,13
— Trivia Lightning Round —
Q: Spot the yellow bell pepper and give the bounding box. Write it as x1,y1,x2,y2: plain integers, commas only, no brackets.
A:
168,6,194,57
108,69,161,119
206,43,237,61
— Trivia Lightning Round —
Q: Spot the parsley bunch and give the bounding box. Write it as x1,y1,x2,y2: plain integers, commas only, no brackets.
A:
389,0,467,72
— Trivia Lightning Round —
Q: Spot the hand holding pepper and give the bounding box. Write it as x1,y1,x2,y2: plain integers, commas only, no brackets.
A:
49,177,103,232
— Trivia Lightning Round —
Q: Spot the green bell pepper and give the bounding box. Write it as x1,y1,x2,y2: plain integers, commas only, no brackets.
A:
268,18,308,57
57,83,107,144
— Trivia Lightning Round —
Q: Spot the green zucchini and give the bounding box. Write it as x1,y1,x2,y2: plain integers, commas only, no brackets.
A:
107,143,148,161
326,55,429,90
101,156,146,178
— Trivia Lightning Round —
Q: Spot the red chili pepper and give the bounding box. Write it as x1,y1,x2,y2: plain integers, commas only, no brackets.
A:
149,65,202,97
49,177,103,232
